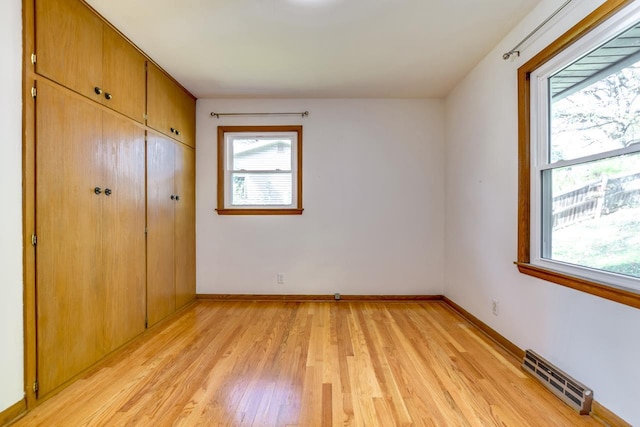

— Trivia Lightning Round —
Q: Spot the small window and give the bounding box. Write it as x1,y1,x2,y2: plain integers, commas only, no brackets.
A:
216,126,303,215
518,1,640,307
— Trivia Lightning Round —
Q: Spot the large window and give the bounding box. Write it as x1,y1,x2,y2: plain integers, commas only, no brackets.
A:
216,126,303,215
518,1,640,308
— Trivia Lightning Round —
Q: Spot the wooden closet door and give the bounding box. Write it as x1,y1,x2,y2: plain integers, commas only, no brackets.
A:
101,112,146,353
147,64,176,140
35,82,104,398
175,89,196,148
147,133,176,326
102,26,146,123
175,145,196,308
35,0,103,102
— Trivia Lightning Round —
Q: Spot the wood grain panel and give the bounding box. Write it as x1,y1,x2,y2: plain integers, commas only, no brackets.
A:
13,301,609,426
35,0,103,102
147,63,195,146
174,86,196,148
174,145,196,309
101,112,147,353
102,26,146,123
35,81,104,398
146,132,176,326
146,63,176,141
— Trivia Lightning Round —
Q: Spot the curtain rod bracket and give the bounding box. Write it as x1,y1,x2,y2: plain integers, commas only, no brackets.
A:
503,0,572,61
211,111,309,119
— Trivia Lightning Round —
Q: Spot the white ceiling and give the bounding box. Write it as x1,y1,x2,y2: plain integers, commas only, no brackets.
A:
85,0,541,99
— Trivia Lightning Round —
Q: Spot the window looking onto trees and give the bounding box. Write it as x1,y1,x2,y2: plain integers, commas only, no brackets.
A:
216,126,303,215
519,1,640,307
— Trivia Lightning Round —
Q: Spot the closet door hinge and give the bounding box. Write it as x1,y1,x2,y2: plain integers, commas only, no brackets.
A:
144,226,148,235
145,317,148,328
31,234,37,246
33,380,39,394
31,87,37,98
31,53,36,64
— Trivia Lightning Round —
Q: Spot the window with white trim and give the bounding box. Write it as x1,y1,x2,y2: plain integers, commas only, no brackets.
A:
523,2,640,298
216,126,303,215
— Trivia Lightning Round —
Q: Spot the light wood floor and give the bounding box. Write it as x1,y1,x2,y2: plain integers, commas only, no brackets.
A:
13,301,602,426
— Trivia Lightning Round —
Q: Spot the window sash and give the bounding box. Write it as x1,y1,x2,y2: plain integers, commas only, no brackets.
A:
226,133,296,171
539,144,640,171
223,132,298,210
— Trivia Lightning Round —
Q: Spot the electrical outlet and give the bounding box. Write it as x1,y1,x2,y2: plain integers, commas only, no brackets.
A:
492,299,499,316
277,273,284,284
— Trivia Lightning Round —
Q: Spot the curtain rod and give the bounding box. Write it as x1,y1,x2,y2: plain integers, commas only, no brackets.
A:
503,0,572,60
211,111,309,118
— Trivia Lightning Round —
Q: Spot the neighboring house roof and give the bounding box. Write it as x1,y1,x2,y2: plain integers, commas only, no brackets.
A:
551,23,640,100
234,140,289,157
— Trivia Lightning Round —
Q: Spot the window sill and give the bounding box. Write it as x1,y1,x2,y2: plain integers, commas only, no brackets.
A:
515,262,640,309
215,208,304,216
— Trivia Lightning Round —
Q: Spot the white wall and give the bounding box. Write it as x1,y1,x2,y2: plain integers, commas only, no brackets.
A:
197,99,444,295
445,0,640,424
0,0,25,414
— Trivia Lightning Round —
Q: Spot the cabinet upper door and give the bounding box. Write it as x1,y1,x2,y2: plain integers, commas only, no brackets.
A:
147,63,176,141
36,0,103,102
35,0,146,122
147,63,196,148
175,87,196,148
174,145,196,309
102,26,146,123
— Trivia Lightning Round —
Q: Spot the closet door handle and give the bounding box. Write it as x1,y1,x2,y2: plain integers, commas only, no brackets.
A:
170,127,176,134
175,195,180,201
94,187,102,195
105,92,113,100
175,130,180,136
170,195,175,200
94,87,102,95
105,188,112,196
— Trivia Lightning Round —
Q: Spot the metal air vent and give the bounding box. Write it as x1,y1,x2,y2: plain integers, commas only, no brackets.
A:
522,350,593,414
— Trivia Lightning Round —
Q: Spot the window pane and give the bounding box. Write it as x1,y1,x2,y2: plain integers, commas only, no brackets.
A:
232,138,292,171
549,22,640,163
231,173,292,206
543,152,640,278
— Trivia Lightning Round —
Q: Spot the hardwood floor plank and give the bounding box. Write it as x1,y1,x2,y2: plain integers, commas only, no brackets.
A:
13,301,604,426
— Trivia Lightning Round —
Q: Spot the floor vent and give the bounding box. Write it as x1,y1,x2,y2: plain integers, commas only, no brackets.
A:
522,350,593,414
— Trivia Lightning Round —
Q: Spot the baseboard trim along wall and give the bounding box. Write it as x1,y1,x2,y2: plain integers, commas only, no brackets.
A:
442,296,631,427
590,401,632,427
196,294,445,302
0,398,26,426
442,296,524,359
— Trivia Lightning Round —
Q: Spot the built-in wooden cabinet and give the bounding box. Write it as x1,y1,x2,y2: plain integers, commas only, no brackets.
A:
147,132,196,327
35,81,146,397
27,0,196,403
147,63,196,148
35,0,146,123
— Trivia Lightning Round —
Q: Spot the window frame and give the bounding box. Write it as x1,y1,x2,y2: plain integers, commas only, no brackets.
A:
216,125,303,215
517,0,640,309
